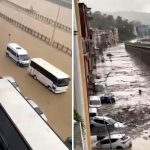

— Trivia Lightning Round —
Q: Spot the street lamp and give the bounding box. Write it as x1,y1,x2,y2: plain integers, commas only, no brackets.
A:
8,33,11,43
51,2,61,43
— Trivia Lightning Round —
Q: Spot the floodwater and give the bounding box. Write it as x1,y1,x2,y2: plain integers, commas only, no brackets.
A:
9,0,71,27
91,44,150,149
0,0,71,48
0,0,71,141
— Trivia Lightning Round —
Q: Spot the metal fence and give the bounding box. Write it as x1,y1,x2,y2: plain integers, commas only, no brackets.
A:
2,0,71,33
0,12,71,56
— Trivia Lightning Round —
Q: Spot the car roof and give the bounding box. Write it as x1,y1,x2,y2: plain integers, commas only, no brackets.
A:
103,134,125,140
93,116,111,120
89,96,100,101
89,108,97,113
7,43,28,55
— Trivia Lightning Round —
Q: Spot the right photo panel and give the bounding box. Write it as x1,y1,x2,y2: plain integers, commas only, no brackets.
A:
74,0,149,150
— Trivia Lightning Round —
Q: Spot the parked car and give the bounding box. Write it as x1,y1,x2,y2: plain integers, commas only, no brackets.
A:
93,134,132,149
25,97,47,122
89,96,101,108
3,76,20,92
90,116,125,129
65,137,72,150
89,108,98,119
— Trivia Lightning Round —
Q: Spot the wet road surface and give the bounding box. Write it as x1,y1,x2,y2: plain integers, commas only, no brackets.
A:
91,44,150,149
0,0,71,141
8,0,71,27
0,0,71,48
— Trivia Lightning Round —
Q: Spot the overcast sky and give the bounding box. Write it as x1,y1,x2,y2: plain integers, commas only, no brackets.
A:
80,0,150,13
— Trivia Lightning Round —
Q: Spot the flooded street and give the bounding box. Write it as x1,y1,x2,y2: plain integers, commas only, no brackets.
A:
0,0,71,141
8,0,71,27
0,0,71,48
92,44,150,149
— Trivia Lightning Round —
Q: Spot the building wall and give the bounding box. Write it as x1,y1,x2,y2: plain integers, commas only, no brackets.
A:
74,1,92,149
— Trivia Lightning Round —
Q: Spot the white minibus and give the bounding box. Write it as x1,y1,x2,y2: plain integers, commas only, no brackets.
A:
6,43,30,66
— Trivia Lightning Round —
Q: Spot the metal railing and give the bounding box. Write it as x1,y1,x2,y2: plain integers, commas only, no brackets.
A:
2,0,71,33
0,12,71,56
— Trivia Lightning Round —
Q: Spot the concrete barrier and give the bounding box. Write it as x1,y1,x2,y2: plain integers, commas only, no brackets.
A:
2,0,71,33
0,12,71,56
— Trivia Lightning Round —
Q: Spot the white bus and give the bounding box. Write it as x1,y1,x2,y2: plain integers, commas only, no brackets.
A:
0,79,68,150
28,58,70,93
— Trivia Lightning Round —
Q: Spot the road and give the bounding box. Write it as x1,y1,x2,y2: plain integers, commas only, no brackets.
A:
0,0,71,142
0,0,71,48
91,44,150,149
9,0,71,27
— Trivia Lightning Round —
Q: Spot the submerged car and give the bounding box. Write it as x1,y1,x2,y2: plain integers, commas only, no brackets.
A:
100,93,116,104
25,97,47,122
93,134,132,149
100,96,115,104
90,116,125,129
3,76,20,92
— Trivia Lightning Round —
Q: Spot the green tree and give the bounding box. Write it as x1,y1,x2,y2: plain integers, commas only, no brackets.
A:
90,12,136,41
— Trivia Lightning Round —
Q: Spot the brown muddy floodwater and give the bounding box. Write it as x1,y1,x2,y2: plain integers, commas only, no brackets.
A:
0,0,72,141
0,0,71,48
8,0,71,27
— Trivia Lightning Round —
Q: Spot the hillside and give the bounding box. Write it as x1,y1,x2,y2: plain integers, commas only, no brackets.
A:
107,11,150,25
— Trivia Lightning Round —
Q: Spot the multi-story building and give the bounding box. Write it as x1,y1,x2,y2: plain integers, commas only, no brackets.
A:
74,2,119,150
74,1,92,150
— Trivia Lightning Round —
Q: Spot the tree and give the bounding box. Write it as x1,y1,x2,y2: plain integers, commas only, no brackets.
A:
90,12,136,41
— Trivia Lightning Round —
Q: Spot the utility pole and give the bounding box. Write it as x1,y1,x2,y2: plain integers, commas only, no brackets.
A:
51,2,61,43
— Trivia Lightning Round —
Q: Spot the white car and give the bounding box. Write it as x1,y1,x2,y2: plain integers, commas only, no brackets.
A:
93,134,132,149
89,108,98,119
25,97,47,122
89,96,101,108
90,116,125,129
3,76,20,92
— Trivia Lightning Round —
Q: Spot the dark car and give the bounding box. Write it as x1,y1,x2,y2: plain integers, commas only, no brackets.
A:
100,96,115,104
65,137,72,150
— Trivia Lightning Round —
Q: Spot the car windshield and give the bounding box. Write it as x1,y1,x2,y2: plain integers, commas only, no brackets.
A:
90,100,101,105
56,78,70,87
107,118,116,125
121,136,128,141
19,55,29,60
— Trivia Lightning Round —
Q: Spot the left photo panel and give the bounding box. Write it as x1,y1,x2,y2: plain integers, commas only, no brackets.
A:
0,0,72,149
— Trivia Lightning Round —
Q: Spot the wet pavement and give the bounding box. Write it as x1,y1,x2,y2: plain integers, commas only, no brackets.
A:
0,0,71,48
8,0,71,27
91,44,150,149
0,0,71,141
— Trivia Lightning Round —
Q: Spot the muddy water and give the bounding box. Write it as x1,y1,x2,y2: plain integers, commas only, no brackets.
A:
92,44,150,149
0,1,71,48
0,16,72,141
8,0,71,27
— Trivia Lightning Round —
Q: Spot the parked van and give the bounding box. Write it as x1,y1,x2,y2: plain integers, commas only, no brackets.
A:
89,108,98,119
89,96,101,108
6,43,30,66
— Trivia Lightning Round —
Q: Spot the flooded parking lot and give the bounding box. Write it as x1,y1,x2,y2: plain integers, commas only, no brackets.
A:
0,0,71,141
92,44,150,149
